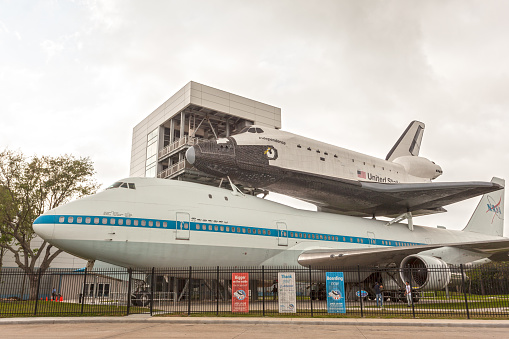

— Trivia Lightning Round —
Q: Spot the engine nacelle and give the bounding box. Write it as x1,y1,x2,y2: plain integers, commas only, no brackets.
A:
400,255,452,290
392,156,442,180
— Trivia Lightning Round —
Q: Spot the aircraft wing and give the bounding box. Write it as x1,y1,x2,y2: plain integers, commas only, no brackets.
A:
303,175,502,217
297,239,509,268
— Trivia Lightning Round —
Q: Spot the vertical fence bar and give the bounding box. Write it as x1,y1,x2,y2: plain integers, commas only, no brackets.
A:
262,266,265,316
126,268,132,316
460,264,470,319
150,267,155,316
81,268,87,315
308,266,313,317
409,267,415,318
33,269,42,316
187,266,192,316
357,265,363,317
216,266,220,316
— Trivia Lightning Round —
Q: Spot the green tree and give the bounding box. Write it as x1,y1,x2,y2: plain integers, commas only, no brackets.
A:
0,149,99,299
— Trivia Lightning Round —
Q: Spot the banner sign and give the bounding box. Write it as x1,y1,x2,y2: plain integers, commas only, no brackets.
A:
232,273,249,313
278,272,297,313
326,272,346,313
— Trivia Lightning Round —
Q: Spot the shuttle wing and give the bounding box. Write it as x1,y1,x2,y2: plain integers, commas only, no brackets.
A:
313,177,501,217
297,239,509,268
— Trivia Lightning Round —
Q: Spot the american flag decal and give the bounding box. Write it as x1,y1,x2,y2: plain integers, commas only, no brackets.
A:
357,170,366,179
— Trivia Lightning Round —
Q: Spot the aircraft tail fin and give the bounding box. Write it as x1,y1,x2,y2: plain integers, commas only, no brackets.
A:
386,121,425,161
463,177,505,237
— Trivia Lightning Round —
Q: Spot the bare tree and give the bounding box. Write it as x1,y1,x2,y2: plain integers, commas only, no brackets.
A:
0,149,99,299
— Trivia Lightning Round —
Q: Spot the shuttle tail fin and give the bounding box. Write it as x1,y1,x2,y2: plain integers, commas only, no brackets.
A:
386,121,425,161
463,177,505,237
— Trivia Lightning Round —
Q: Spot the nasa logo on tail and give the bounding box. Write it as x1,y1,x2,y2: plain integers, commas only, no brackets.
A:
264,147,278,160
486,195,503,224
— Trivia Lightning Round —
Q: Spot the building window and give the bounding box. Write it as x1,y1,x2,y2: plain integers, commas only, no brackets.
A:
145,127,158,178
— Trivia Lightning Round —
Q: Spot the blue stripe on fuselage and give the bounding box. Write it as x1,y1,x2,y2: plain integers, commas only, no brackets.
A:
34,214,425,247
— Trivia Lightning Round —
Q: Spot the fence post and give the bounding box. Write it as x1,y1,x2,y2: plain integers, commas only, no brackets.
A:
460,264,470,319
150,267,155,316
409,266,415,318
308,266,313,317
126,268,132,316
262,266,265,316
81,268,88,315
216,266,219,316
358,265,363,317
33,269,42,316
187,266,192,316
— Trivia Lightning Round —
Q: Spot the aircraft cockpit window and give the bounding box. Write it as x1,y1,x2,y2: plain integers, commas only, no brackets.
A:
248,127,256,133
107,182,123,189
107,182,136,190
255,128,264,133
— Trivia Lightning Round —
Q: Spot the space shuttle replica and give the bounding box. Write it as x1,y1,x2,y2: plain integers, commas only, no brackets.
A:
186,121,501,218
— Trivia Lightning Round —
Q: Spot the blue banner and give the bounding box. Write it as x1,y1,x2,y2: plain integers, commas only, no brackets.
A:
326,272,346,314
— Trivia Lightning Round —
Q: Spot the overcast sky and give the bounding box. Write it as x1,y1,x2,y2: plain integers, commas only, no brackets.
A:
1,0,508,233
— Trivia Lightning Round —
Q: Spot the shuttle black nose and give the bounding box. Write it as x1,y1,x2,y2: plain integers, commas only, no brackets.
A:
186,146,195,165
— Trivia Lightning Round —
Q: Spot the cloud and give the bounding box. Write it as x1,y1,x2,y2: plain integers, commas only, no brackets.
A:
0,0,508,232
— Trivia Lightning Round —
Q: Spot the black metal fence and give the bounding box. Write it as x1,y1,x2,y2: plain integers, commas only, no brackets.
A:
1,263,509,318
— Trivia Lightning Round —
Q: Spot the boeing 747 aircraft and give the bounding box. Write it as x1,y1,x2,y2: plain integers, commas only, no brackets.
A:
33,177,507,290
186,121,501,218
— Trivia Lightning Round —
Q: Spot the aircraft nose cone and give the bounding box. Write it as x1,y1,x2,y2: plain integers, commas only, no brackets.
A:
33,214,55,240
186,146,195,165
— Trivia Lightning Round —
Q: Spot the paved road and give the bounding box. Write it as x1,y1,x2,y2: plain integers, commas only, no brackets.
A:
2,322,508,339
2,317,509,338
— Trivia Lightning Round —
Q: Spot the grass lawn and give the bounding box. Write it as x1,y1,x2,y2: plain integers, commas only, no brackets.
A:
0,300,149,317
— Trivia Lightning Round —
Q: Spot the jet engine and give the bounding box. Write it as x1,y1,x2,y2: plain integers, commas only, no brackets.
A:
399,255,451,290
392,156,442,180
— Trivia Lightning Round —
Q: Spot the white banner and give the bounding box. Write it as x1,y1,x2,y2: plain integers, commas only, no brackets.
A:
278,272,297,313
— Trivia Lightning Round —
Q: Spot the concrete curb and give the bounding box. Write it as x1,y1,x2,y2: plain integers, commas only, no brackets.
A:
1,316,509,327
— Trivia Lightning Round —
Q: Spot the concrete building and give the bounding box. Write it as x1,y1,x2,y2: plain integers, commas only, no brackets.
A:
130,81,281,188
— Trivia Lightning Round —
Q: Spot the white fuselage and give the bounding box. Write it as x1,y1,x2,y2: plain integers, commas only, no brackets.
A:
33,178,499,269
227,127,441,183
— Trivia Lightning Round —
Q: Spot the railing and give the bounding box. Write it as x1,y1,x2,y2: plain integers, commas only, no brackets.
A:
157,160,187,179
158,136,201,160
1,264,509,318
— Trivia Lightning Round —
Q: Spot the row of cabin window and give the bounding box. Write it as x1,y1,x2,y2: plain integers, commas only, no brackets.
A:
59,216,168,228
195,224,273,235
195,224,416,245
57,216,416,246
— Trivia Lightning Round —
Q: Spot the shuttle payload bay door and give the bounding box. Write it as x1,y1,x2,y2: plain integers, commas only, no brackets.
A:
176,212,190,240
277,222,288,246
